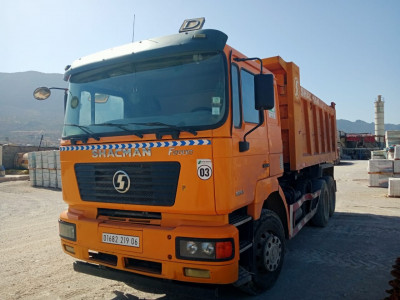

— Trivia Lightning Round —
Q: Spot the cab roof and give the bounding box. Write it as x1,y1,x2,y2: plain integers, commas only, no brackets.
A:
64,29,228,81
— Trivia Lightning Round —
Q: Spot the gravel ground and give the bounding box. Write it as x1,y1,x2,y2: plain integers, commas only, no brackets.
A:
0,160,399,299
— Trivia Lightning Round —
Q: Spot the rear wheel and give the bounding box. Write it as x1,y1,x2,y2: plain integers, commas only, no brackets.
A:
238,210,285,295
310,179,329,227
323,176,336,217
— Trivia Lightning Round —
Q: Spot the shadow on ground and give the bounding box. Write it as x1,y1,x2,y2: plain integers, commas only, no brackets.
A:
337,161,354,166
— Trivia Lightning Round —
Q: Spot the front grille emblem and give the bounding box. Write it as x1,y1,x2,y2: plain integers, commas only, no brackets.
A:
113,170,131,193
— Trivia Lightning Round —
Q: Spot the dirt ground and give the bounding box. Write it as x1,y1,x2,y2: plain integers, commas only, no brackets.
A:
0,160,399,299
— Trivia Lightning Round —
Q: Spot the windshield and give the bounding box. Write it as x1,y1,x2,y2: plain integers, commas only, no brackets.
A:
63,52,227,139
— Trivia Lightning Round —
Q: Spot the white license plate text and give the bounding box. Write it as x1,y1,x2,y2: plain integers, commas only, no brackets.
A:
102,233,140,247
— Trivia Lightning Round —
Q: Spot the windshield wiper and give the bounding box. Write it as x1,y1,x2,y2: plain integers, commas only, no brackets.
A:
126,122,198,140
94,123,143,138
64,124,100,143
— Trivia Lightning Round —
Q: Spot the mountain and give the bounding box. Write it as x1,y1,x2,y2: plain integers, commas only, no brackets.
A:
0,71,67,146
1,72,399,146
337,119,400,134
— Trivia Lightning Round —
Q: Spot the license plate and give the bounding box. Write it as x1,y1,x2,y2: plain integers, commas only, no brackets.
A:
102,233,140,248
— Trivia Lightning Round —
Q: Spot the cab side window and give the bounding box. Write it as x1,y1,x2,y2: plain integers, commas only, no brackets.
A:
241,69,259,124
231,64,241,128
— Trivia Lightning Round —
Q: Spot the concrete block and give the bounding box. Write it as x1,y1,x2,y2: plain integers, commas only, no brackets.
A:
28,152,36,169
35,169,43,186
47,151,57,169
57,170,62,189
56,151,61,169
49,170,57,188
42,169,50,187
395,145,400,160
42,151,49,169
371,150,387,160
367,159,393,173
29,168,36,186
388,178,400,197
386,131,400,148
394,160,400,174
369,173,393,188
35,152,43,169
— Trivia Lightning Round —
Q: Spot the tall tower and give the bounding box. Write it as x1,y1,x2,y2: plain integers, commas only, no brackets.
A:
374,95,384,147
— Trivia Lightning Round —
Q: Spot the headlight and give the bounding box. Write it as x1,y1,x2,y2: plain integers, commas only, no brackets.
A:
201,242,215,256
59,220,76,241
176,237,234,261
186,241,198,255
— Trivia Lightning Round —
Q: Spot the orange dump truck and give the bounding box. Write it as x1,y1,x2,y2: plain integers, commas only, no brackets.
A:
35,19,337,294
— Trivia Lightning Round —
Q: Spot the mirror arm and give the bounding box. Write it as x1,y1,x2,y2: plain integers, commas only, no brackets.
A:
49,87,68,92
233,57,263,74
63,90,68,114
48,87,69,114
239,110,264,152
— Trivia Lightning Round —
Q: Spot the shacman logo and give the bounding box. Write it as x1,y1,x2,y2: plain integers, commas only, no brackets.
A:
112,170,131,193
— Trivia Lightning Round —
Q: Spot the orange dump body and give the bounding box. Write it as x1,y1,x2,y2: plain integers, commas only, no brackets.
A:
262,56,337,171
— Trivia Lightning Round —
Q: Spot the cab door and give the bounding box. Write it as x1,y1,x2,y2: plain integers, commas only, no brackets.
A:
230,61,270,210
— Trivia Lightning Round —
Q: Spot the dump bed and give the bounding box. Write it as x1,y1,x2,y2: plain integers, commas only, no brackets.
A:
262,56,337,171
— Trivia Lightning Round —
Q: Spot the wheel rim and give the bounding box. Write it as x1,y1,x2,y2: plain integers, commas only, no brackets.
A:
262,233,282,271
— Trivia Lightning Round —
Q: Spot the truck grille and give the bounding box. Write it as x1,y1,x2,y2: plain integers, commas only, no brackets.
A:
75,162,180,206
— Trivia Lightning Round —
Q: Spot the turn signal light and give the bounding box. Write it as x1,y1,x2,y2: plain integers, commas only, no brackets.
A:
64,245,75,254
59,220,76,241
216,241,233,259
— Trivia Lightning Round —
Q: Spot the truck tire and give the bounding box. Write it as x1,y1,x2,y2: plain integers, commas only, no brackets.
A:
323,176,336,217
310,179,329,227
239,209,285,295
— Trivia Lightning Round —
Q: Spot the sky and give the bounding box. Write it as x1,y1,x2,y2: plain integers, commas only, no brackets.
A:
2,0,400,124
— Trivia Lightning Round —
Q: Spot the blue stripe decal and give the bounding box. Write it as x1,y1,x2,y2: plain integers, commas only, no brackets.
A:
60,139,212,152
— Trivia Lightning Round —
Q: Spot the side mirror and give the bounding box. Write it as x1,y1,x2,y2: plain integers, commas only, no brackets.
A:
33,87,51,100
33,86,69,114
254,74,275,110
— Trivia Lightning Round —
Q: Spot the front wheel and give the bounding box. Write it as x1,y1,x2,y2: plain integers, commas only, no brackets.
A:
239,210,285,295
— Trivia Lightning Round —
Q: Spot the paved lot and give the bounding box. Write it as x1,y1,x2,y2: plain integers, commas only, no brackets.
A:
0,160,399,299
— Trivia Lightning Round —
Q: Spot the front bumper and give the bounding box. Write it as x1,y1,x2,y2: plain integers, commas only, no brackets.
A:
59,210,239,284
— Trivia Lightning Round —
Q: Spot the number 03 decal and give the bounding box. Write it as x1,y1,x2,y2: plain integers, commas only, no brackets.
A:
197,159,213,180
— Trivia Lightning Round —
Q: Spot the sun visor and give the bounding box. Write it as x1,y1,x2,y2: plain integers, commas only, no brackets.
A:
64,29,228,81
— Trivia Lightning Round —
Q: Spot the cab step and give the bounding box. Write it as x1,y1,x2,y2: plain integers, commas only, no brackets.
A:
233,266,252,287
229,214,252,227
239,240,253,253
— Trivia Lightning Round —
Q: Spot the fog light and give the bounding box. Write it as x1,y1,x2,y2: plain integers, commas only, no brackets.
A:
64,245,75,254
59,220,76,241
184,268,210,279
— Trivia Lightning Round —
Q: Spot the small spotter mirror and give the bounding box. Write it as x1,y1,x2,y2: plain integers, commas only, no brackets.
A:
33,87,51,100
